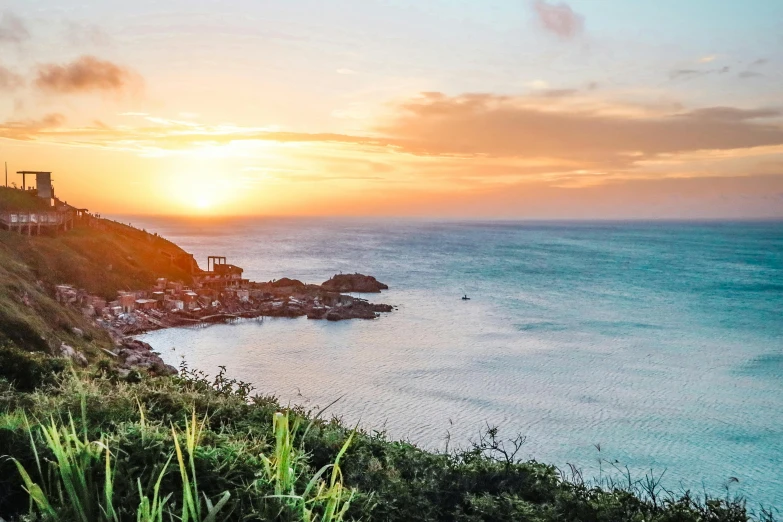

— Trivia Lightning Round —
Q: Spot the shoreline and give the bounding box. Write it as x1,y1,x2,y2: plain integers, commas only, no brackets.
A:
88,273,396,377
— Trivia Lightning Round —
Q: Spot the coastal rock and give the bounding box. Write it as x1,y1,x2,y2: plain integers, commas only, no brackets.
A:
323,300,385,321
321,273,389,293
118,339,178,376
270,278,305,288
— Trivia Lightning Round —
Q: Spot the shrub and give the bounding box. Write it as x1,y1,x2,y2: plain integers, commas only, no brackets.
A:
0,344,65,391
0,370,773,522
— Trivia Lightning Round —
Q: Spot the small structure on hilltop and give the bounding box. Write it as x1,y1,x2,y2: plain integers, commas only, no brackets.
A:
17,171,55,200
0,170,92,235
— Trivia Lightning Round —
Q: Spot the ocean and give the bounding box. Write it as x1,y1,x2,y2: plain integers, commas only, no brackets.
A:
127,218,783,508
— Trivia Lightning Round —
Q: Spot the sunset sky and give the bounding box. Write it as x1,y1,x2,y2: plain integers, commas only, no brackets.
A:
1,0,782,218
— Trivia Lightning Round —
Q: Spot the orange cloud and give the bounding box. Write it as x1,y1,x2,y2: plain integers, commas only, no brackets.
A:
377,93,783,167
0,113,66,140
2,91,783,202
35,55,137,94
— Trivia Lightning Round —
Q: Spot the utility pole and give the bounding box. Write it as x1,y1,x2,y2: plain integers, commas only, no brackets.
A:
4,161,7,187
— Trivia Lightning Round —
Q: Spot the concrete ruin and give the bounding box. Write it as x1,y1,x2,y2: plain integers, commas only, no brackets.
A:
0,171,90,235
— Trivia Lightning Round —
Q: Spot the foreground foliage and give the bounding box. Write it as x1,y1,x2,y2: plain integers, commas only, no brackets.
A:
0,367,777,522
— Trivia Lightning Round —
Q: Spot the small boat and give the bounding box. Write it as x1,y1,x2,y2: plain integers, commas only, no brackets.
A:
461,294,471,300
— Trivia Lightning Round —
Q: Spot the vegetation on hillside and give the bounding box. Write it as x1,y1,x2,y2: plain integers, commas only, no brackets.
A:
0,187,195,380
0,235,111,380
0,187,53,212
0,365,776,522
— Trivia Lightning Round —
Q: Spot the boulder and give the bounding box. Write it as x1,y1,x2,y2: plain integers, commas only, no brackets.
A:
58,343,88,367
117,338,178,375
321,274,388,293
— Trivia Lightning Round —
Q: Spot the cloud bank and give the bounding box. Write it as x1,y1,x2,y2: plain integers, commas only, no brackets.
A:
35,55,137,94
377,93,783,167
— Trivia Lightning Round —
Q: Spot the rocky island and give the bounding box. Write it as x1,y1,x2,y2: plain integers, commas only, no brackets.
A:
320,273,389,293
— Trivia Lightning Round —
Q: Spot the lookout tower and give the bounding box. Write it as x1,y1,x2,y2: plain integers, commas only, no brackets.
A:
16,171,54,199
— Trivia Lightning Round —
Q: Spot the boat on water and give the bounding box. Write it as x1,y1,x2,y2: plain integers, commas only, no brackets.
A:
461,294,471,300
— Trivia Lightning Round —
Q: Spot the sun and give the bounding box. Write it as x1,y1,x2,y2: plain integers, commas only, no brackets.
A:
193,194,212,209
166,160,243,214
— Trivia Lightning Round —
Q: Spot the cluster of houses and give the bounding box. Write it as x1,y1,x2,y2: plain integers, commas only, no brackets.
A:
57,274,250,318
118,277,251,315
53,253,258,335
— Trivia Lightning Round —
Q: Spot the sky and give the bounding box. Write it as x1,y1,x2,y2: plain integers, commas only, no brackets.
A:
1,0,782,218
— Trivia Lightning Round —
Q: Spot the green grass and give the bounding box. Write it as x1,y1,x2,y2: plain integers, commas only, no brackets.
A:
0,367,776,522
0,187,53,212
2,372,355,522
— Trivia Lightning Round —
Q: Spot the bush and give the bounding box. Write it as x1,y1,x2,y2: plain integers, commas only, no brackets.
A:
0,370,773,522
0,344,66,391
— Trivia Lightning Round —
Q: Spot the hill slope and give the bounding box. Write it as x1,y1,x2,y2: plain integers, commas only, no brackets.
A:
0,187,196,377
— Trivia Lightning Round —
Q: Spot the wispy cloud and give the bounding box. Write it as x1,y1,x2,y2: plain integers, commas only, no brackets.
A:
532,0,585,39
738,70,763,79
669,66,730,80
63,20,113,47
35,55,139,94
0,113,66,140
0,11,29,45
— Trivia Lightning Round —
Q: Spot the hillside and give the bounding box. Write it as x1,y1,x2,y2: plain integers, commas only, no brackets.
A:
0,221,193,298
0,187,196,385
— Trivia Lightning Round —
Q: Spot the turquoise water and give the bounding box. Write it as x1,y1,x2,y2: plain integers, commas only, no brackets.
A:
132,218,783,508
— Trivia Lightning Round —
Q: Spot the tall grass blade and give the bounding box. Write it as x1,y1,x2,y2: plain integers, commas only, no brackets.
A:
10,458,56,516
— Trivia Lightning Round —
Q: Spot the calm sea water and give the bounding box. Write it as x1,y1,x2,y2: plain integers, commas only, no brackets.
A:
128,218,783,508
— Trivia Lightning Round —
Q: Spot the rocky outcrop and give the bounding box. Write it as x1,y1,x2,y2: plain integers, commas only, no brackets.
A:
116,339,177,376
308,298,393,321
270,277,306,288
58,343,88,367
321,274,389,293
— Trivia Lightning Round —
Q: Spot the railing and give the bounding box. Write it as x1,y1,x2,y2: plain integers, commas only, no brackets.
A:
0,211,69,226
